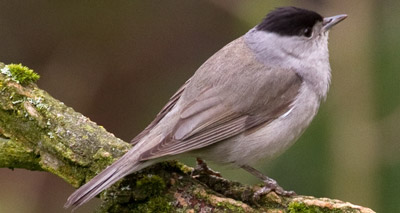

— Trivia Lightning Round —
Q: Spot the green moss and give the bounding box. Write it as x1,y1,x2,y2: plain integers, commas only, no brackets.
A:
1,63,40,85
135,175,166,198
216,201,247,212
100,174,172,212
288,201,343,213
103,196,173,213
0,137,42,170
175,161,194,174
131,175,169,211
93,148,113,168
135,196,173,213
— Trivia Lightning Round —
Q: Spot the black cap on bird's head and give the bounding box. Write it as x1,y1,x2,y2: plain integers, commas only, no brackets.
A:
256,7,323,37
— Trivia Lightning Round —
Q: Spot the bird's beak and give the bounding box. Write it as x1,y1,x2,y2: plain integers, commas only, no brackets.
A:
322,14,347,32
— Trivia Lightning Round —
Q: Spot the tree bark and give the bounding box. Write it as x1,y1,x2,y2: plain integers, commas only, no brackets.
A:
0,62,375,212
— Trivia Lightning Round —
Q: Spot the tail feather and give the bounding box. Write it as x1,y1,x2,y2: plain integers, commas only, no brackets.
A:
64,152,145,211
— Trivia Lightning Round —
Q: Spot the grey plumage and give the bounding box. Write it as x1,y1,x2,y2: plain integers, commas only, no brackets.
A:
65,7,346,210
139,37,302,161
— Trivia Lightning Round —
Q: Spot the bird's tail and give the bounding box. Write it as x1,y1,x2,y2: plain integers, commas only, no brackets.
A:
64,149,147,211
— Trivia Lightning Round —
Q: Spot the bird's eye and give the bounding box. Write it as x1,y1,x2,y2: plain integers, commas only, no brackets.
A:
303,28,313,38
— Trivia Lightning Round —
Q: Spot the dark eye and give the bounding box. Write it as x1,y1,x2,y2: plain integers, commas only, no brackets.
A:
303,27,313,37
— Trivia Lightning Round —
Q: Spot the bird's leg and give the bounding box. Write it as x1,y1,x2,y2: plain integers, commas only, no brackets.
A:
241,165,296,199
191,158,222,177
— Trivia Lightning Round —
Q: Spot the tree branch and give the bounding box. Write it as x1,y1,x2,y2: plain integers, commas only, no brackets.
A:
0,62,375,212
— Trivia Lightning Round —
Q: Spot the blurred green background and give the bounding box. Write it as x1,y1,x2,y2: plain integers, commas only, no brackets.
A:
0,1,399,212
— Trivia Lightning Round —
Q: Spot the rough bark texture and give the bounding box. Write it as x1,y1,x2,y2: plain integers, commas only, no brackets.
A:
0,62,375,212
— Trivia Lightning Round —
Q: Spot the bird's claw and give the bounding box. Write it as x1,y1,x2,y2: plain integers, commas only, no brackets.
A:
253,179,296,200
191,158,222,178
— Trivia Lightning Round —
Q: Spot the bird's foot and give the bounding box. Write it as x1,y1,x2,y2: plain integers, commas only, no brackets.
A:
240,165,296,200
191,158,222,178
253,177,296,200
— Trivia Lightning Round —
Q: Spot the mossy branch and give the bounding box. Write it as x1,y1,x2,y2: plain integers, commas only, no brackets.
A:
0,62,130,187
0,62,375,212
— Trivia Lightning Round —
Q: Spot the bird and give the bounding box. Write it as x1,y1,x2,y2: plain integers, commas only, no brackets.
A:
65,6,347,210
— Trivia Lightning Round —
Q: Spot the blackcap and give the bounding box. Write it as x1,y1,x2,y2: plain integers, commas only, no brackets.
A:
65,7,347,210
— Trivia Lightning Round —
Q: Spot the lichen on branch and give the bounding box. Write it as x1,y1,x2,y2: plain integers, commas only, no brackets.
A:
0,62,130,187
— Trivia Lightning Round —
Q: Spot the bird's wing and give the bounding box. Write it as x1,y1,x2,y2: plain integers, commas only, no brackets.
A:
139,71,301,160
138,37,303,161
